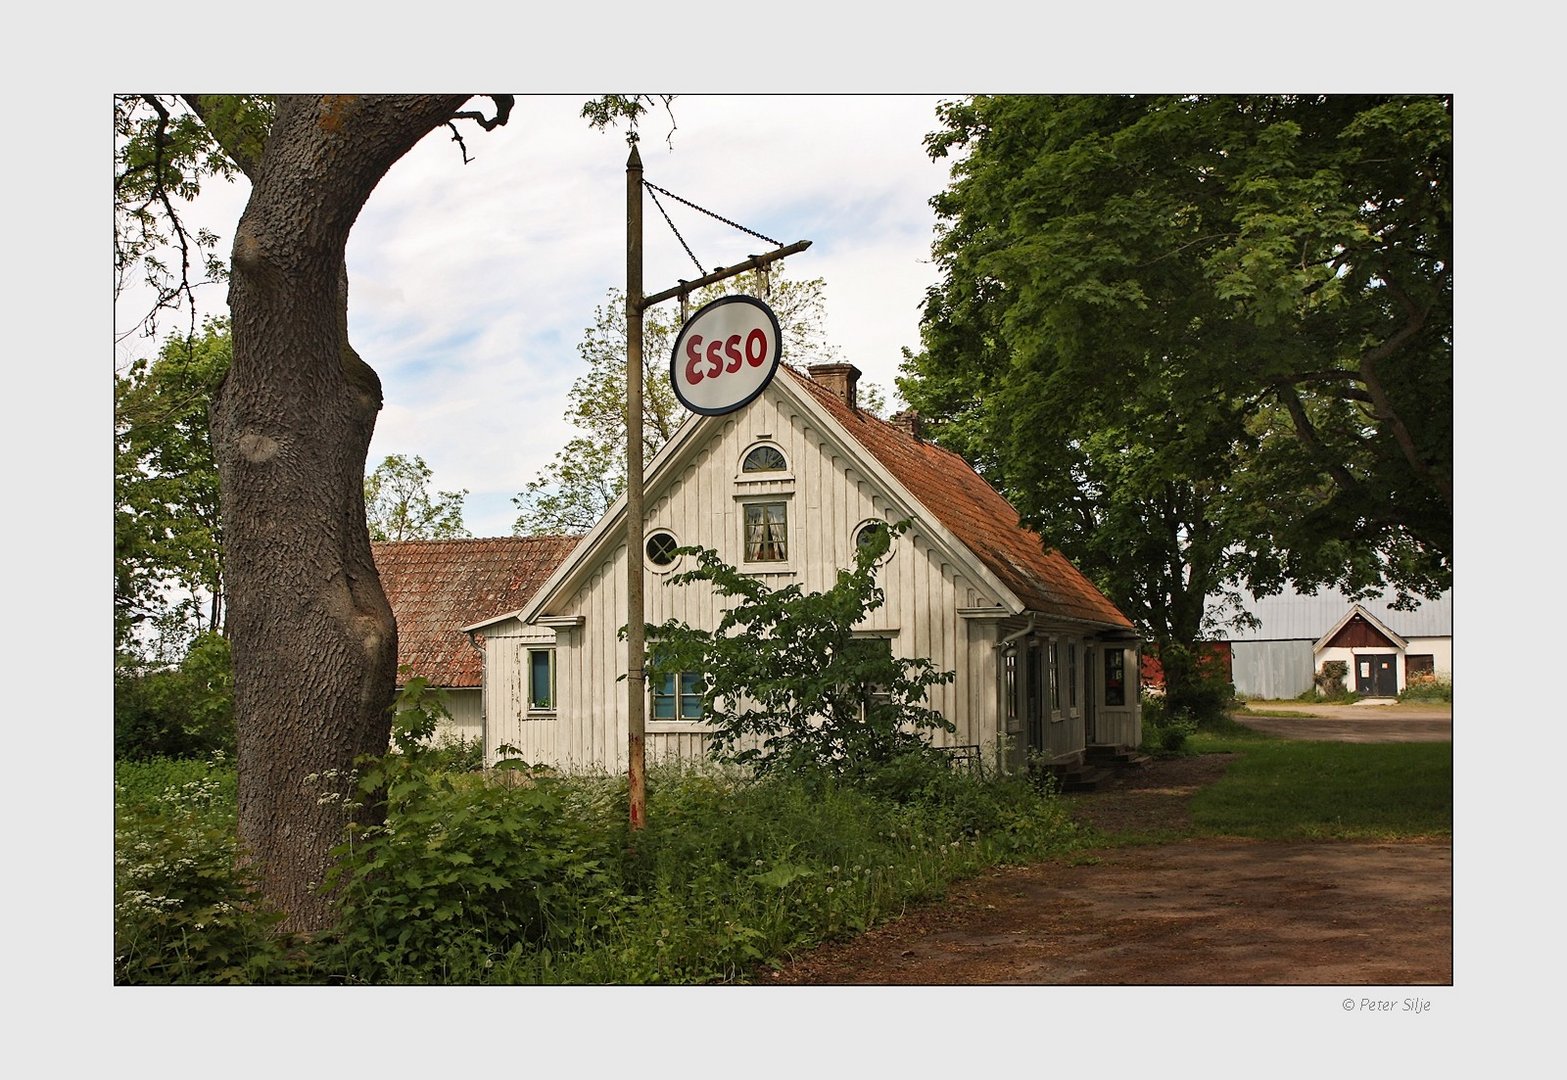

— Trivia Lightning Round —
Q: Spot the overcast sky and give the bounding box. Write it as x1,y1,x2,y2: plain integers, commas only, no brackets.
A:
114,95,956,537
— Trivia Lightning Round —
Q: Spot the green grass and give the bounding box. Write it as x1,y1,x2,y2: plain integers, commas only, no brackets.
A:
1187,732,1452,840
114,751,1093,985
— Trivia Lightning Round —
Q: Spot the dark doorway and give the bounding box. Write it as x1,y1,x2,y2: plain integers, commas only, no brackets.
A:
1355,654,1398,697
1026,644,1044,754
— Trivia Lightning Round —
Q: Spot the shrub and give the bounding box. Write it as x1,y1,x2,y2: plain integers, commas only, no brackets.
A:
1150,643,1234,725
645,522,956,779
1314,660,1352,700
114,754,304,984
320,679,631,982
114,632,234,761
1399,675,1452,702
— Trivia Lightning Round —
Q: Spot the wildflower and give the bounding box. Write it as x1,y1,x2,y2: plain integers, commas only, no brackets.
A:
825,886,834,895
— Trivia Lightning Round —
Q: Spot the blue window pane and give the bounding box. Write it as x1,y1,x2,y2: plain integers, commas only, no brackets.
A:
652,672,675,719
680,672,703,718
529,651,553,709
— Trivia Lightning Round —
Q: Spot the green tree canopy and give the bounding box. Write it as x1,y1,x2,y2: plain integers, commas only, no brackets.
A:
115,318,231,660
364,454,471,541
901,95,1451,701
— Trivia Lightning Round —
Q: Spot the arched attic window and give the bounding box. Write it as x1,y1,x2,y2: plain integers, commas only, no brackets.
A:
741,444,787,473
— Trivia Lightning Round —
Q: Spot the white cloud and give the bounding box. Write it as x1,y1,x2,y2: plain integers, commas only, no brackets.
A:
114,95,952,538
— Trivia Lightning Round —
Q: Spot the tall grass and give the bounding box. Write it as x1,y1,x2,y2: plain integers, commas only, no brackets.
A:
114,751,1091,985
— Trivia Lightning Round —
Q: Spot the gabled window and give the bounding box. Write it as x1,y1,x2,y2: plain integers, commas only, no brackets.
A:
744,501,788,562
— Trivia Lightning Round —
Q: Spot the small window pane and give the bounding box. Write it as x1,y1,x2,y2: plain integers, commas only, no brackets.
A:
742,445,787,472
679,672,703,719
745,502,788,561
652,673,676,719
529,650,554,709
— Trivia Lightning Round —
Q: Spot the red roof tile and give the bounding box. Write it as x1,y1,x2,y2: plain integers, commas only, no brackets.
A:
786,368,1132,630
372,536,578,687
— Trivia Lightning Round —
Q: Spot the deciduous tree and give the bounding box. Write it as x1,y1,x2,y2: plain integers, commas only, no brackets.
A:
116,93,526,930
364,454,470,541
902,94,1451,712
513,272,856,534
114,318,230,660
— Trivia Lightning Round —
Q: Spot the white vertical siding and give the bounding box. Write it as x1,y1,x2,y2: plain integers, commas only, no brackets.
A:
519,387,1010,773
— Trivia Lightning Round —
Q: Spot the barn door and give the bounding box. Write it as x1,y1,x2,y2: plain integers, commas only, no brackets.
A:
1355,654,1398,697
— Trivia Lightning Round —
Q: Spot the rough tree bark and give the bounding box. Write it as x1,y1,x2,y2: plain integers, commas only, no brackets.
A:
206,94,474,930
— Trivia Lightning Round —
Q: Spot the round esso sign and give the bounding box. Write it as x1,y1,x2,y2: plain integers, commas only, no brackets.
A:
669,295,783,415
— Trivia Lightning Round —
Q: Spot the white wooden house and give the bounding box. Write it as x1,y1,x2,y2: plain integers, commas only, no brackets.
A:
372,537,577,744
464,363,1140,772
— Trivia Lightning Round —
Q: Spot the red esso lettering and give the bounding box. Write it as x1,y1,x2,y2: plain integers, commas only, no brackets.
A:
684,325,772,386
684,335,706,384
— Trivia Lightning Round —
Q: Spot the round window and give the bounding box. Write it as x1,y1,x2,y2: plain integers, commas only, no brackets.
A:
646,531,679,567
855,520,893,560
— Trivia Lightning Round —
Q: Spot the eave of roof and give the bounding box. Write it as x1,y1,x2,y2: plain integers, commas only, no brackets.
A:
372,536,578,687
785,369,1132,631
509,366,1131,635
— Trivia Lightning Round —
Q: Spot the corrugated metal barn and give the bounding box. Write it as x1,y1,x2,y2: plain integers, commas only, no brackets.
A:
1212,586,1452,699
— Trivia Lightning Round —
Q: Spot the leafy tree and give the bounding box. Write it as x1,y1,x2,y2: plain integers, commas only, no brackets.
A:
113,93,543,931
514,272,852,535
114,318,230,659
364,453,470,541
901,94,1451,714
114,632,236,761
644,521,955,778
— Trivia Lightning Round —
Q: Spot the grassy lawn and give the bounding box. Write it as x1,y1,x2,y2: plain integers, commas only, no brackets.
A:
1186,731,1452,841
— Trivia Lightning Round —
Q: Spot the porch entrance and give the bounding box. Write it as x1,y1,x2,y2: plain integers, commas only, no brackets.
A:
1025,644,1045,754
1355,654,1398,697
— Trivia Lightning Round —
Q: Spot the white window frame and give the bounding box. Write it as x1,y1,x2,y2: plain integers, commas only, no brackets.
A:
526,647,556,714
734,491,796,574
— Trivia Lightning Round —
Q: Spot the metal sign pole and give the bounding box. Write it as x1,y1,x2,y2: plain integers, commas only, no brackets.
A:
625,145,648,831
622,143,810,831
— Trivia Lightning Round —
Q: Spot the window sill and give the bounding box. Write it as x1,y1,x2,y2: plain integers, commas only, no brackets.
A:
647,721,716,735
525,709,558,720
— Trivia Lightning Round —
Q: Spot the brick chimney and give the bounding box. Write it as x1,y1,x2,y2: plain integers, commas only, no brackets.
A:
806,363,861,411
890,409,924,441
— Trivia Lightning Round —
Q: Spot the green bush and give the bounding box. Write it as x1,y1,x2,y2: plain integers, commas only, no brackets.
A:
1399,676,1452,702
114,632,234,761
114,755,305,984
114,676,1092,985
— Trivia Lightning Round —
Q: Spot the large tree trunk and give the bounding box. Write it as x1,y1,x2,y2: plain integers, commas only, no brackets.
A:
210,95,469,931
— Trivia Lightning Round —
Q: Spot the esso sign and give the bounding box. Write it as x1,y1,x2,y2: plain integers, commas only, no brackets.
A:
669,295,783,415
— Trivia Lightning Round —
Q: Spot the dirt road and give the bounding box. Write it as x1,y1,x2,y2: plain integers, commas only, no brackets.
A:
766,748,1452,985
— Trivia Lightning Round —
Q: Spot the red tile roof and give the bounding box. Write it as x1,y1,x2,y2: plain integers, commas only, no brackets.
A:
786,367,1132,631
372,536,578,687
